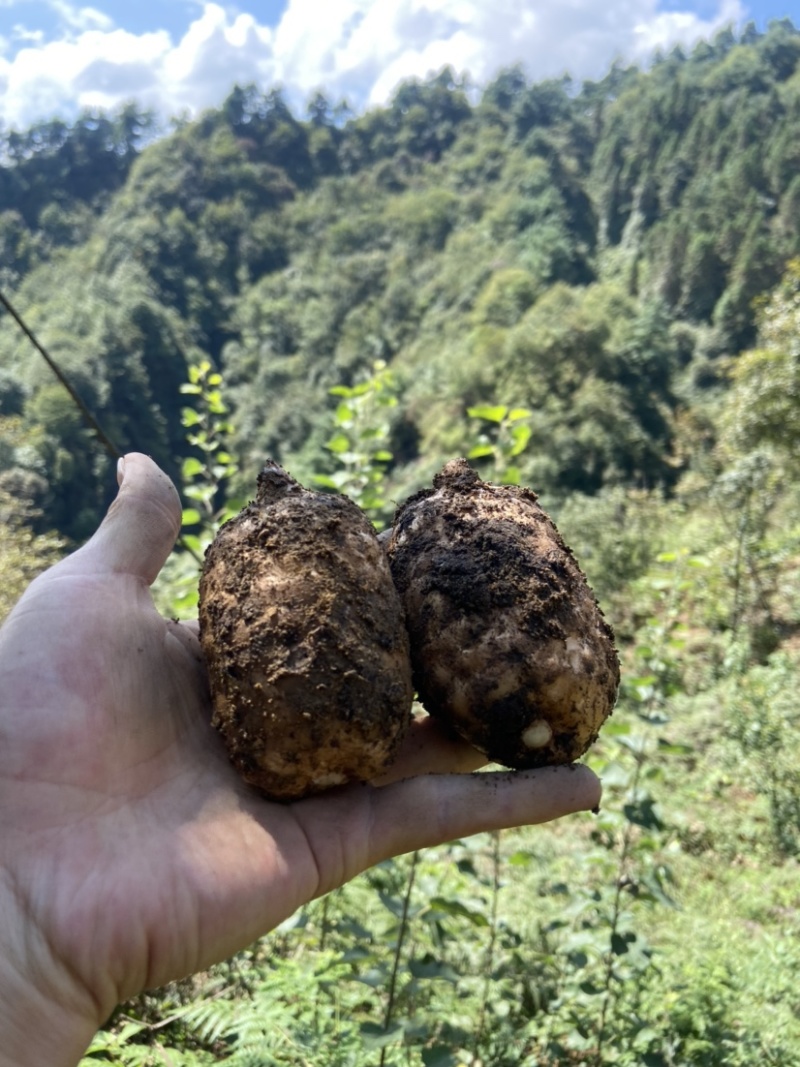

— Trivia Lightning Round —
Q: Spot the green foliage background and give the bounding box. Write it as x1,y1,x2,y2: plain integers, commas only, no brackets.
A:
4,20,800,536
3,17,800,1066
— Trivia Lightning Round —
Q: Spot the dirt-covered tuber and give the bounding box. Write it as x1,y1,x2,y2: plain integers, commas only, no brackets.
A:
385,458,619,768
198,461,414,801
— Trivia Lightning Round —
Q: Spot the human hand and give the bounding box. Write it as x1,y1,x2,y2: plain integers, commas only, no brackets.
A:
0,453,600,1066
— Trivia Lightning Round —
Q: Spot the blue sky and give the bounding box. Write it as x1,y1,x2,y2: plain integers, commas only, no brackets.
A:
0,0,798,130
664,0,799,21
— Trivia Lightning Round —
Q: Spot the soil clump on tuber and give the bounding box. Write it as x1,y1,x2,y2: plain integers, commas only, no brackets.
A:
385,458,619,769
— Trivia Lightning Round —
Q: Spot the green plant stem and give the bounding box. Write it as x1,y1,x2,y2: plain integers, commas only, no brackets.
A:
379,851,419,1067
177,535,204,565
593,749,645,1066
474,830,502,1057
319,891,333,953
727,487,757,643
594,568,677,1066
314,892,335,1038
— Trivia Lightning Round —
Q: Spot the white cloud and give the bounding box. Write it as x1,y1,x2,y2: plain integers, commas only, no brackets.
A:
0,28,174,123
0,0,747,129
48,0,113,33
160,5,274,113
11,25,45,45
632,0,744,54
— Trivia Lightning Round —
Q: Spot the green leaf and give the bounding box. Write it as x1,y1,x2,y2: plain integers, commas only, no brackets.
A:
467,403,508,423
185,484,214,503
82,1033,116,1055
422,1047,459,1067
623,796,665,831
116,1021,148,1043
508,407,532,421
408,958,460,983
566,1028,597,1050
617,735,649,754
599,761,632,788
633,1026,661,1049
348,381,373,397
219,500,244,522
507,849,535,866
182,457,204,479
467,444,495,459
327,470,351,488
359,1022,406,1049
181,408,202,427
335,402,355,423
639,869,678,908
427,896,489,927
172,589,200,613
657,740,695,755
509,423,532,455
611,930,636,955
629,674,659,687
181,507,202,526
602,720,632,736
326,432,351,454
378,890,406,918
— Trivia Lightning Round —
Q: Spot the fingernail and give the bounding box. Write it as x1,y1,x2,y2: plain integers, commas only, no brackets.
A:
117,457,126,485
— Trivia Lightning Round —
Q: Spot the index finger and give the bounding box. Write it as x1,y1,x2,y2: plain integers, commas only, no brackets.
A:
292,763,602,897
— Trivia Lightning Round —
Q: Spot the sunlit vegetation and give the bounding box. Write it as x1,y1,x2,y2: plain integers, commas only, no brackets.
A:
3,18,800,1065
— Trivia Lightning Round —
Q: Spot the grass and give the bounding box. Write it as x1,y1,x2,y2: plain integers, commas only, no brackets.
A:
90,679,800,1066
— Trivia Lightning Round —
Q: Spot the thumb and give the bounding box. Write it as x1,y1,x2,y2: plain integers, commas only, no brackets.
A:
78,453,182,584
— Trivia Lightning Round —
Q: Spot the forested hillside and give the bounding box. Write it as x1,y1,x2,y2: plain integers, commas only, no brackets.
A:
4,19,800,1066
1,18,799,540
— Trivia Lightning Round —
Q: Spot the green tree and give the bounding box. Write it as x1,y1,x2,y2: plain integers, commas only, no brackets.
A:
723,258,800,461
0,489,64,623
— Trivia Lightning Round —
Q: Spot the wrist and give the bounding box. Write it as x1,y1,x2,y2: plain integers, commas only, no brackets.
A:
0,878,100,1067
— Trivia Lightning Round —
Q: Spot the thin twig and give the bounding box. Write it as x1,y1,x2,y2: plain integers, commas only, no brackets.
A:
593,750,645,1066
379,851,420,1067
474,830,502,1057
0,288,213,566
314,892,335,1037
0,288,121,460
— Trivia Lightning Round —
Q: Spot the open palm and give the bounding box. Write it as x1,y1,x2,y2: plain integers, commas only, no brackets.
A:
0,453,600,1065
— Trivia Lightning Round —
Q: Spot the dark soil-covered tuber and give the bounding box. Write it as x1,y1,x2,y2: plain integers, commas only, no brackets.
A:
198,461,414,801
385,458,619,769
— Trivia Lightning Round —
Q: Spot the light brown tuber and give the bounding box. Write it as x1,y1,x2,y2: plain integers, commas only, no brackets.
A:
198,461,414,800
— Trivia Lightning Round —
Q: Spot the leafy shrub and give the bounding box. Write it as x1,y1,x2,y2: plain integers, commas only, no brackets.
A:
729,651,800,856
0,488,64,624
